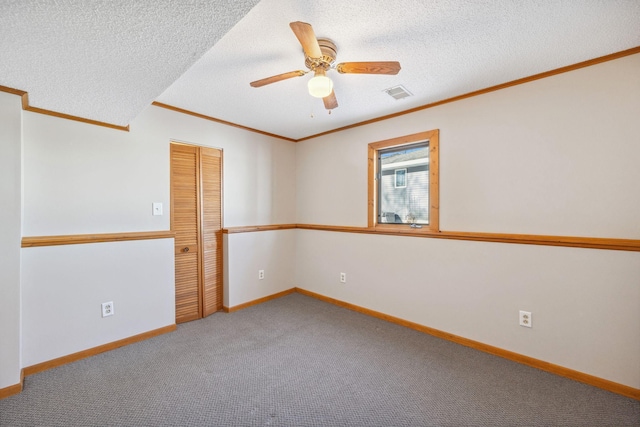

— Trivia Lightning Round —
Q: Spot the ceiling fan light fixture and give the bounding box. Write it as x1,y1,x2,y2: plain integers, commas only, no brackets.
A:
308,69,333,98
249,22,400,111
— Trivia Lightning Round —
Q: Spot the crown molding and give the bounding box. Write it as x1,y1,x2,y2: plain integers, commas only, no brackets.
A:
2,46,638,139
296,46,640,141
152,102,296,142
0,85,129,131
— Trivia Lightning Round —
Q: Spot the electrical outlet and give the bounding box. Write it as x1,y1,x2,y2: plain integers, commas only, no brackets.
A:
519,310,532,328
340,272,346,283
102,301,114,318
258,269,265,280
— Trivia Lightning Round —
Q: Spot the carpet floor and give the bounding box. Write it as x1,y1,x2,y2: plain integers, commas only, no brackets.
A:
1,292,638,426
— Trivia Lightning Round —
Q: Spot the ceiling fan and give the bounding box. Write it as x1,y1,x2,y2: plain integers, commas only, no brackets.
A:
250,21,401,110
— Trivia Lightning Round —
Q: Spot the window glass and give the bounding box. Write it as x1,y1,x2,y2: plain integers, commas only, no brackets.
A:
378,142,429,225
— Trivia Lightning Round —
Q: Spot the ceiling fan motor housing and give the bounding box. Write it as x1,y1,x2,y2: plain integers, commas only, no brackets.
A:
305,38,337,71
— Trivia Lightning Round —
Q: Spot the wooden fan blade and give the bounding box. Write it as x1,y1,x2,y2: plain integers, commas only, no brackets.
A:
323,90,338,110
290,21,322,59
250,70,306,88
336,61,401,75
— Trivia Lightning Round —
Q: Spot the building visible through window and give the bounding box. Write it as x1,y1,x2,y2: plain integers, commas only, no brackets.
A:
378,142,429,224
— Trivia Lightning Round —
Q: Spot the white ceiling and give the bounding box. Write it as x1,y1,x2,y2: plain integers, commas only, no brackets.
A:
0,0,260,125
2,1,639,140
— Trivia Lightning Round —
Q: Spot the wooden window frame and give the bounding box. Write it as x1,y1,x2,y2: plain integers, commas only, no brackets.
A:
368,129,439,234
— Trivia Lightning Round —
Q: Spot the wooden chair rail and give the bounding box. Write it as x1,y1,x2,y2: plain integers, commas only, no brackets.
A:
222,224,640,252
222,224,297,234
21,231,175,248
20,226,638,251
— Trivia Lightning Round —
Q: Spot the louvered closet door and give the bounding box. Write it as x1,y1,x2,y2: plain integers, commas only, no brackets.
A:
171,144,202,323
200,147,223,316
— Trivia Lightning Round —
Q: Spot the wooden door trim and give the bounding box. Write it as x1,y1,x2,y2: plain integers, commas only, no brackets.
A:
195,146,204,319
197,147,204,318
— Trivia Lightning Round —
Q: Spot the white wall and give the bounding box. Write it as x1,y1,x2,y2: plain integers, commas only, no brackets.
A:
295,54,640,388
296,230,640,388
297,54,640,238
0,92,22,389
224,229,296,308
18,103,297,371
21,239,175,366
130,106,297,229
6,53,638,393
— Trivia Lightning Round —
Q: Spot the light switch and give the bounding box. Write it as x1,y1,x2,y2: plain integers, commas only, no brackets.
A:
152,202,163,216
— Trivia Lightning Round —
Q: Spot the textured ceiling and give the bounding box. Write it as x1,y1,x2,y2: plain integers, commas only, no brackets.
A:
0,0,260,125
2,1,639,140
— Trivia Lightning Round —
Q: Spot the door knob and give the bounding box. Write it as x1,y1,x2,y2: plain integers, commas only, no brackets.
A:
183,247,189,252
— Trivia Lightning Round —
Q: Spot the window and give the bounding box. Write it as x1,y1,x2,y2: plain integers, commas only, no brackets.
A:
368,130,439,232
381,144,428,223
394,168,407,188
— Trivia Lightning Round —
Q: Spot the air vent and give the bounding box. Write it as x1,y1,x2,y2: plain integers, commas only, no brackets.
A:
384,85,412,100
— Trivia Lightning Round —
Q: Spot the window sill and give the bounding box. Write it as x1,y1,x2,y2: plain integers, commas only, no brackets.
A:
372,224,439,235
